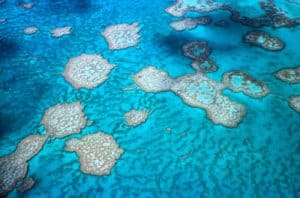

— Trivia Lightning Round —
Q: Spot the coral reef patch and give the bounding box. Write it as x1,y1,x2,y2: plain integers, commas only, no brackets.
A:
41,102,86,139
65,132,124,176
63,54,115,89
102,23,141,50
0,135,47,196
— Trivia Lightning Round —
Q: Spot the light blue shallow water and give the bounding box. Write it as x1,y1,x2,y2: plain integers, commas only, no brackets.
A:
0,0,300,197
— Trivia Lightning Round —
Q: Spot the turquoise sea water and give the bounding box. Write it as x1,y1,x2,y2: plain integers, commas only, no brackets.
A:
0,0,300,197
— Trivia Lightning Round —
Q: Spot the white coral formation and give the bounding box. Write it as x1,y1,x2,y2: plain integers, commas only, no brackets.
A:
65,132,124,176
275,66,300,84
133,66,174,92
63,54,115,89
134,66,246,127
288,96,300,113
124,109,149,126
170,17,211,31
41,102,86,138
166,0,222,17
243,31,284,51
171,73,246,127
222,71,270,98
0,134,47,196
51,26,72,38
24,26,38,35
101,22,141,50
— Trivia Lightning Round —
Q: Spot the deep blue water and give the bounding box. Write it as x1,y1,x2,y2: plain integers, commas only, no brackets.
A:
0,0,300,197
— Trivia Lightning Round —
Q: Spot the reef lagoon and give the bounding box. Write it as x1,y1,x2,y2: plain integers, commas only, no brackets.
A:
0,0,300,197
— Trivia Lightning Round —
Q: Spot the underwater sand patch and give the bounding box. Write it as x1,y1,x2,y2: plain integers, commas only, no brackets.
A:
101,22,141,50
65,132,124,176
63,54,115,89
243,31,284,51
0,134,47,196
24,26,38,35
51,26,72,38
124,109,149,126
133,66,246,128
288,96,300,113
41,102,86,139
222,71,270,98
275,66,300,84
170,16,211,31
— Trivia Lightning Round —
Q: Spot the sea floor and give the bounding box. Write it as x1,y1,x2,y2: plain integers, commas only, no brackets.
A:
0,0,300,197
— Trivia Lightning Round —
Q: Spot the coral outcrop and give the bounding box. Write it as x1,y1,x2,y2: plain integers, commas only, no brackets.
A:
102,23,141,50
0,135,47,196
65,132,124,176
63,54,115,89
41,102,86,139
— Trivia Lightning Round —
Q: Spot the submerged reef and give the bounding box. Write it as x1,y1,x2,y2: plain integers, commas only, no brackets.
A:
19,2,34,9
24,26,38,35
275,66,300,84
124,109,149,126
16,177,35,193
41,102,86,139
134,66,246,128
0,18,6,24
183,41,218,73
243,31,284,51
288,96,300,113
166,0,300,30
222,71,270,98
236,0,300,28
170,16,211,31
0,134,47,196
65,132,124,176
101,23,141,50
63,54,115,89
51,26,72,38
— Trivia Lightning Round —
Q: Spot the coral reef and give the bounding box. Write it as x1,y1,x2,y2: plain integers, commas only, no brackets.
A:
243,31,284,51
275,66,300,84
41,102,86,139
102,23,141,50
170,16,211,31
222,71,270,98
63,54,115,89
24,26,38,35
65,132,124,176
166,0,223,17
0,135,47,196
183,41,218,72
16,178,35,193
237,0,300,28
124,109,149,126
51,26,72,38
134,66,246,127
288,96,300,113
166,0,300,29
133,66,174,92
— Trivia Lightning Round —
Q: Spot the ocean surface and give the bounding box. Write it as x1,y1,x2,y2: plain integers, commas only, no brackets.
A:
0,0,300,197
